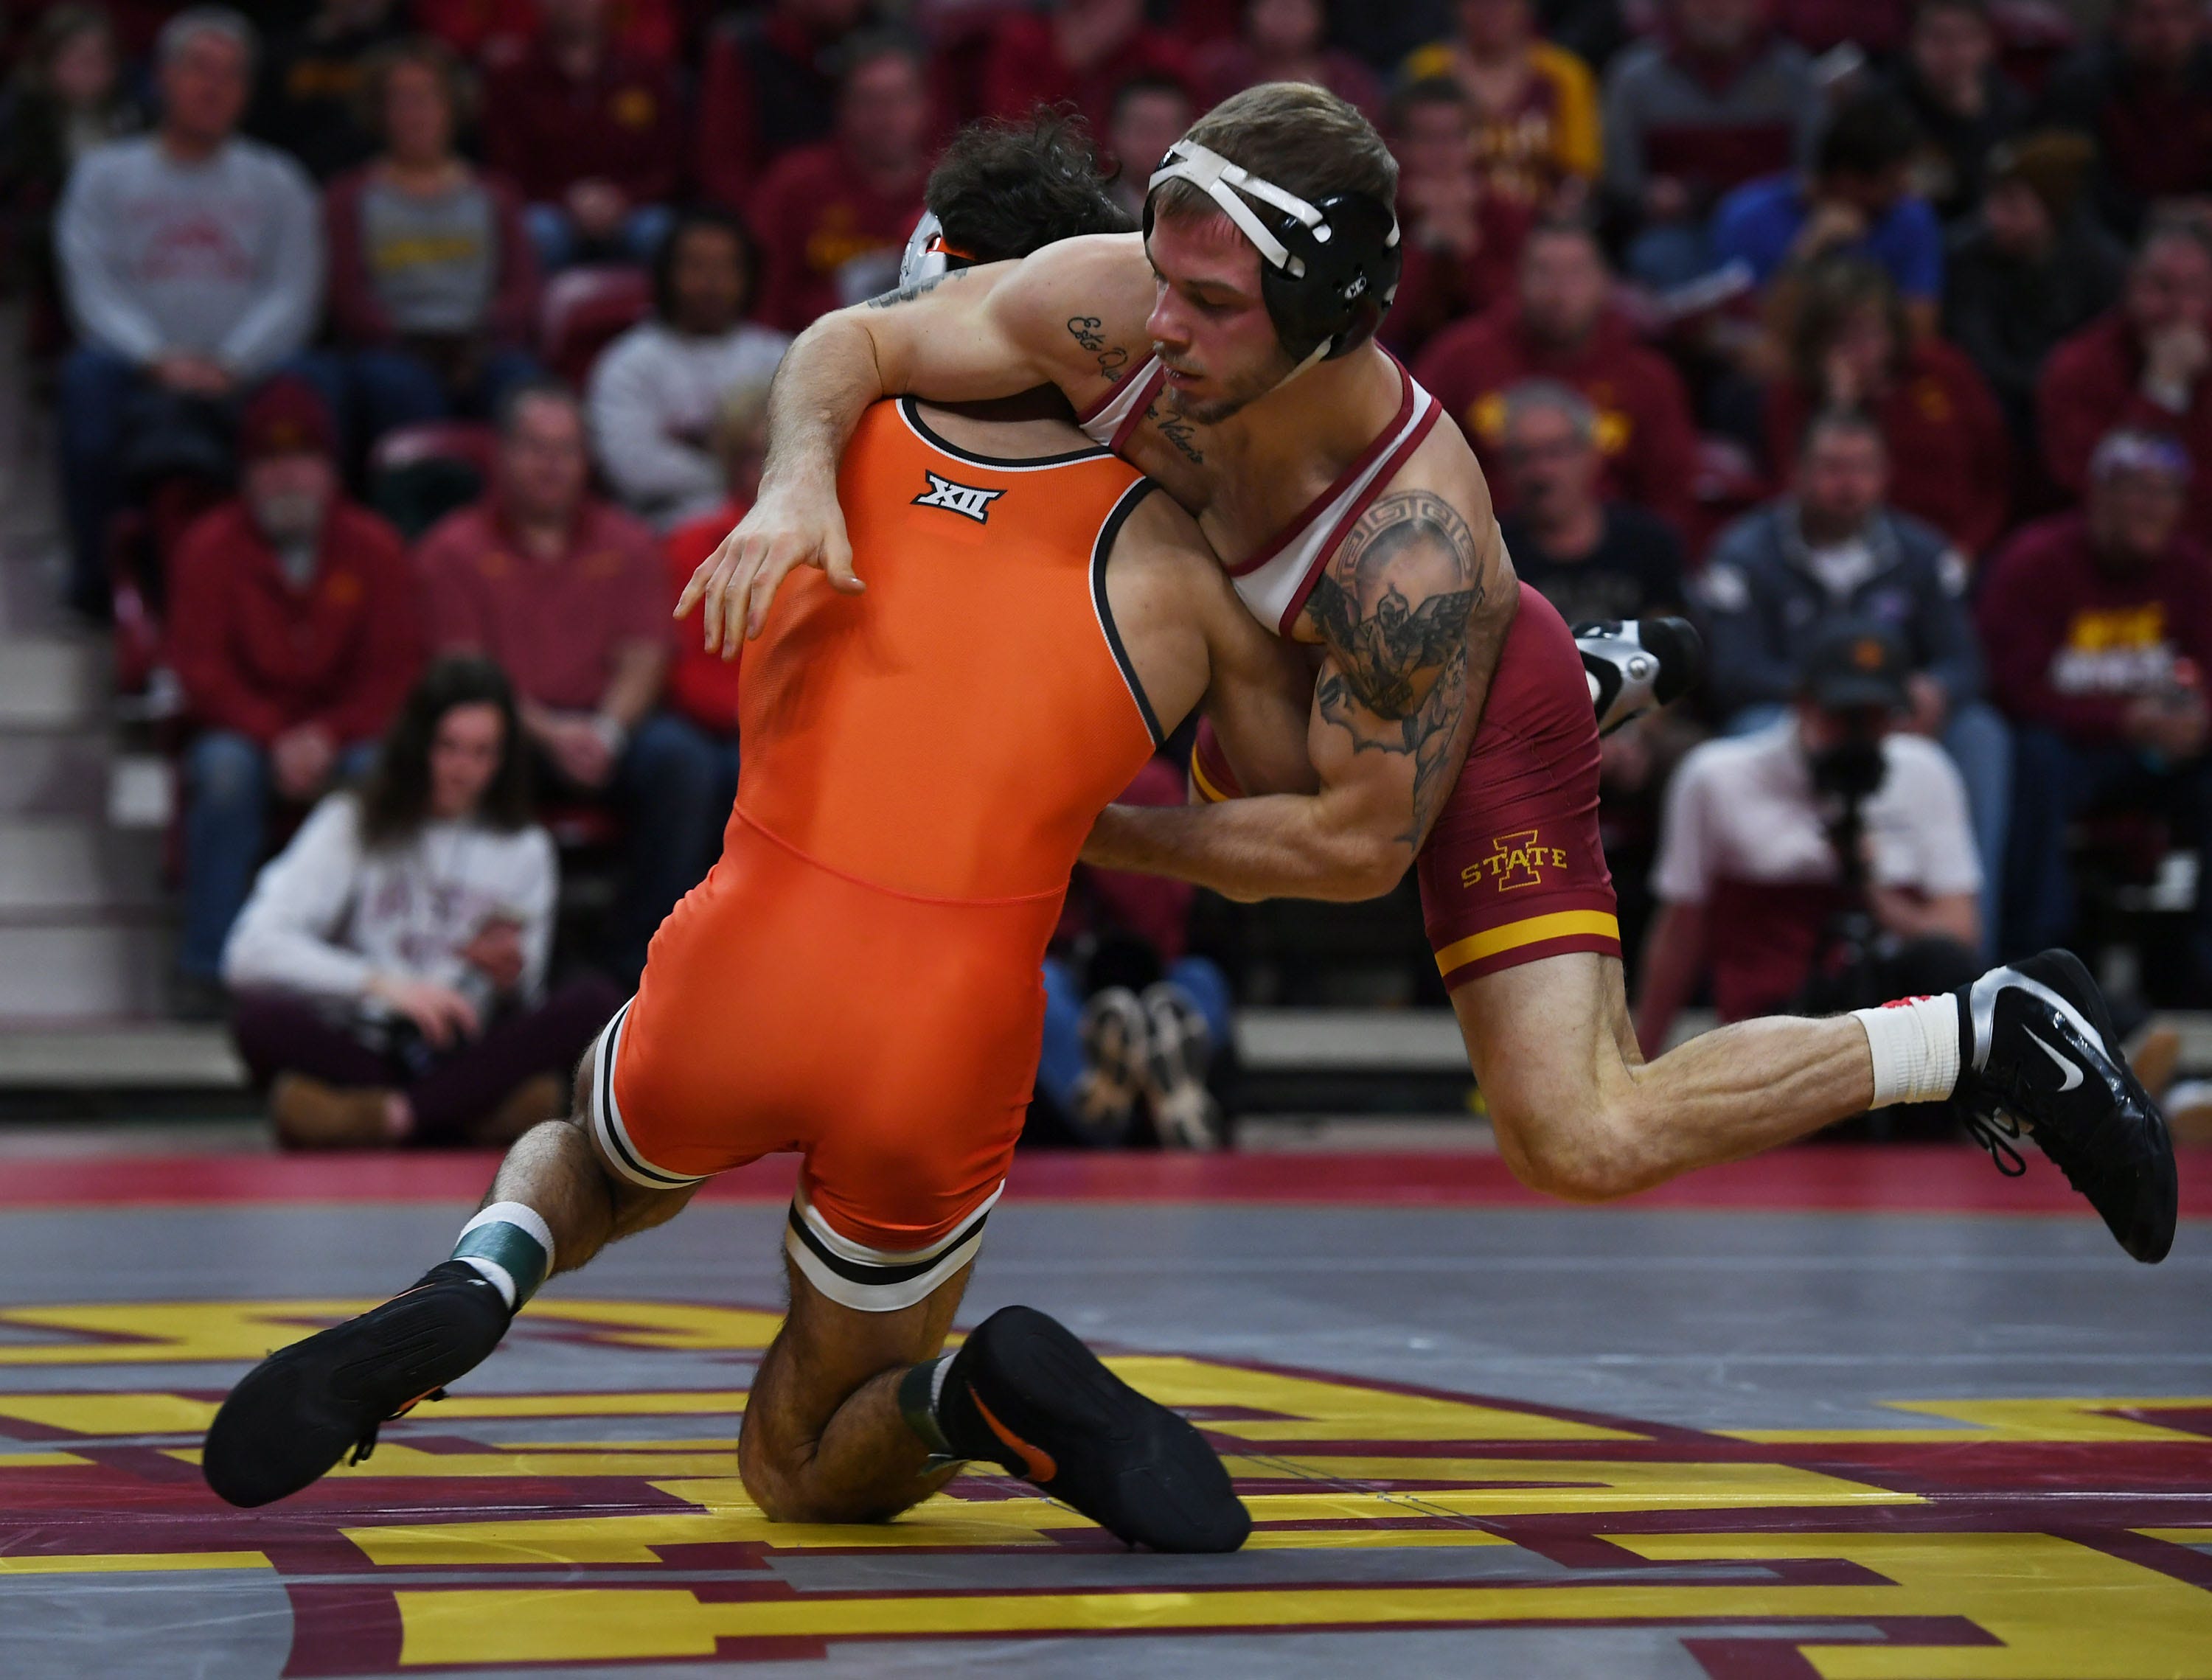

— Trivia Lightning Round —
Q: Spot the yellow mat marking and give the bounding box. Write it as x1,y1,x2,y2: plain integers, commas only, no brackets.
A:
389,1531,2212,1673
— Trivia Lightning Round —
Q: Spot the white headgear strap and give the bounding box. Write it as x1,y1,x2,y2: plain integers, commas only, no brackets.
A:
1147,141,1326,277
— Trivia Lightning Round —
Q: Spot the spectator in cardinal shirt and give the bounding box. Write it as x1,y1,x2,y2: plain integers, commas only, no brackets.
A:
588,207,790,529
694,0,869,217
417,383,721,981
2038,0,2212,243
1416,218,1699,535
1381,76,1531,358
481,0,683,272
660,377,773,806
1764,257,2011,557
414,0,678,63
2038,218,2212,534
1601,0,1820,290
1189,0,1383,128
750,31,932,332
980,0,1192,136
1981,431,2212,978
1104,73,1193,223
168,378,422,1010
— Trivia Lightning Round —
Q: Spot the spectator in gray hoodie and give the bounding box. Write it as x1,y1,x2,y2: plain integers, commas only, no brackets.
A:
1697,408,2009,947
53,6,328,618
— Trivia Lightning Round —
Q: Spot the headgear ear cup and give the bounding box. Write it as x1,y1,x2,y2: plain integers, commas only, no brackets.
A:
1259,193,1402,361
1638,616,1705,709
1145,140,1402,366
897,211,947,291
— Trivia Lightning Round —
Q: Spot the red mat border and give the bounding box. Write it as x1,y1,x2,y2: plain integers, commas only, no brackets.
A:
0,1145,2205,1216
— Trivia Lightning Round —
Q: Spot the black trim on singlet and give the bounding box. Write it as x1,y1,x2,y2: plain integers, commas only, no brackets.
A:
594,1003,700,1189
1089,478,1169,750
785,1199,993,1289
898,396,1113,468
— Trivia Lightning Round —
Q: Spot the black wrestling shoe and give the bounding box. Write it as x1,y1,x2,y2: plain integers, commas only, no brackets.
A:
1575,617,1703,735
1954,950,2178,1264
202,1262,511,1507
939,1306,1249,1552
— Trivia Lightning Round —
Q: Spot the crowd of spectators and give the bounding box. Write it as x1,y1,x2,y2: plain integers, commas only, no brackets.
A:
7,0,2212,1132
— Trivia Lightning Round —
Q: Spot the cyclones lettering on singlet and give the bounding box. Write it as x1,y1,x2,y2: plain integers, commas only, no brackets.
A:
736,397,1166,902
1077,356,1444,637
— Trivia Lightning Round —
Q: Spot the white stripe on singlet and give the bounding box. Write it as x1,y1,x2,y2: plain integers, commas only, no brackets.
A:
1075,356,1445,637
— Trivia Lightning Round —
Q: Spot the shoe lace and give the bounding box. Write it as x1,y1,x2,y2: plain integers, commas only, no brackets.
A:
1965,1048,2115,1202
1960,1100,2028,1178
347,1385,448,1467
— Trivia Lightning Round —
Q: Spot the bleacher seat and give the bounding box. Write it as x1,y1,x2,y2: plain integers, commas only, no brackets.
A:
540,265,652,388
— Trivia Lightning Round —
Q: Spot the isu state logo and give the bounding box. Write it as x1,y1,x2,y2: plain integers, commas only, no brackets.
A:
1462,828,1568,892
913,473,1004,523
5,1296,2211,1675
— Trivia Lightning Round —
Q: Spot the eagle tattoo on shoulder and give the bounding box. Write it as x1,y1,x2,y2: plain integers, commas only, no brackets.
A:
1304,489,1484,843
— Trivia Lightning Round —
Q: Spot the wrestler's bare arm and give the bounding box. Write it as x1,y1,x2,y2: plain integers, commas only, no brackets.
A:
676,237,1155,652
1082,456,1517,902
1101,490,1318,795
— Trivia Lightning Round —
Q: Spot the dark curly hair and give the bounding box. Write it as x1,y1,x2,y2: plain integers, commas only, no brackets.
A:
358,655,532,849
925,108,1134,265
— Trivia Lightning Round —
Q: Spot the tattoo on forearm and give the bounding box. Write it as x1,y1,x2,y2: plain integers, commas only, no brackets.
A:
1306,489,1484,842
865,268,967,310
1065,315,1130,382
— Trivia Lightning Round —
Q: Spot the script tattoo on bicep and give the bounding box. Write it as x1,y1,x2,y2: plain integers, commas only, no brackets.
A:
1065,315,1130,382
1305,489,1483,842
864,268,968,310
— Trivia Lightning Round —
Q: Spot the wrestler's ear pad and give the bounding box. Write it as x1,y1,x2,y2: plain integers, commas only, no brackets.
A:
1639,616,1705,708
1260,192,1402,361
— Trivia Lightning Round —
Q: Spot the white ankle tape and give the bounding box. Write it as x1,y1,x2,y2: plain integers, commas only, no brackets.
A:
452,1202,556,1309
1851,996,1961,1108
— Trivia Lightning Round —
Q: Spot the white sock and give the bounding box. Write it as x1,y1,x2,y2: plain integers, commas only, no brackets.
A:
1850,995,1964,1108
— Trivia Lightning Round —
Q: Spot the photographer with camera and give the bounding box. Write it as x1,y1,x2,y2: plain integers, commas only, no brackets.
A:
1635,620,1983,1062
1700,408,2008,947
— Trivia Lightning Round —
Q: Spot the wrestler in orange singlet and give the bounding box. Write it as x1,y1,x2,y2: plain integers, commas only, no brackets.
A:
205,386,1309,1555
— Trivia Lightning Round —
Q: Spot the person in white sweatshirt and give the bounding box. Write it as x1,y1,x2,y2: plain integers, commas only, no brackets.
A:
223,655,622,1148
587,206,788,529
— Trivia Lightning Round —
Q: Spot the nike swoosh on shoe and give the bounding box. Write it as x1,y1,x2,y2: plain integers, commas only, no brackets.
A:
969,1385,1058,1482
2025,1028,2084,1092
